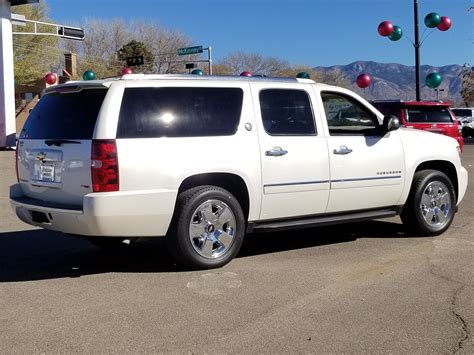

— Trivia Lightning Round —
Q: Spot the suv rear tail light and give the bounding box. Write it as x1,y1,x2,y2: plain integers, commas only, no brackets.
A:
15,140,19,182
91,139,119,192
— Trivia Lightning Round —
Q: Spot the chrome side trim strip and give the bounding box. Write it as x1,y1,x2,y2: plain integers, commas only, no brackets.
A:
332,175,402,183
264,180,330,188
265,175,401,188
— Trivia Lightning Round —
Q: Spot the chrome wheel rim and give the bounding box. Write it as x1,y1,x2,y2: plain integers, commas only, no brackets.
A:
420,181,452,229
189,199,237,259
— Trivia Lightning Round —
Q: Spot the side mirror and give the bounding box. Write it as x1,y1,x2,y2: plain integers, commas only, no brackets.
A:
382,115,400,133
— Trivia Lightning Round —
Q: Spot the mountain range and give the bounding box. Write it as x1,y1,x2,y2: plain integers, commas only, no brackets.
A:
313,61,465,104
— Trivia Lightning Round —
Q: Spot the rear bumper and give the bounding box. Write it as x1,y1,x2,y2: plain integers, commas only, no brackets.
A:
10,183,177,237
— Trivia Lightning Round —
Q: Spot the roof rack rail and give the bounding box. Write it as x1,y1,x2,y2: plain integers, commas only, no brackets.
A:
119,73,316,83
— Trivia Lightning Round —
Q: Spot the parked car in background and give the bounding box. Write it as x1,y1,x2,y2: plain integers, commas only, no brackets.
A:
372,100,464,151
451,107,474,138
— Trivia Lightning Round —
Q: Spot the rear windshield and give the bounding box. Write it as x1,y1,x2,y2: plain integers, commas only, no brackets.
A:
405,106,454,123
117,87,243,138
20,88,107,139
452,109,473,117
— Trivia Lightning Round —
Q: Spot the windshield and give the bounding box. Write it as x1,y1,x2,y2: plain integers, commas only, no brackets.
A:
20,88,107,139
405,106,453,123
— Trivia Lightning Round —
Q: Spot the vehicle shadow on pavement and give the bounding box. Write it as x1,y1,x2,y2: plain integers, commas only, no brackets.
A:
239,219,418,257
0,229,179,282
0,220,421,282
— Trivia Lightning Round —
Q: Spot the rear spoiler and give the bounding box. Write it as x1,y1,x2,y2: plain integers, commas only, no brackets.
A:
44,80,115,95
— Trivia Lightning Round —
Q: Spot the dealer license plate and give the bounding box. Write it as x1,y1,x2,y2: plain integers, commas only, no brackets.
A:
39,162,55,182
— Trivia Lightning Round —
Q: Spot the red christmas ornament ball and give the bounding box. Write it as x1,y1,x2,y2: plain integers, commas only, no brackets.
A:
437,16,451,31
377,21,394,37
44,72,58,85
356,73,372,89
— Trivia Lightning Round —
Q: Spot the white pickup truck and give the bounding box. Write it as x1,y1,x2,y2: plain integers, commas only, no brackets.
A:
10,74,468,269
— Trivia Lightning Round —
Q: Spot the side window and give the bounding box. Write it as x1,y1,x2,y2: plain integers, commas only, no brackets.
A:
322,92,379,136
259,89,316,135
117,87,243,138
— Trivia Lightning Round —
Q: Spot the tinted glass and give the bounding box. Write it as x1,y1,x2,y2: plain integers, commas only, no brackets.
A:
259,89,315,135
373,102,400,117
117,87,243,138
322,92,379,135
20,89,107,139
452,109,472,117
405,106,454,123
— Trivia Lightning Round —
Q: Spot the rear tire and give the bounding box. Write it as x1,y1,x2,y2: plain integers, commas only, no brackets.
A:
166,186,245,270
401,170,456,236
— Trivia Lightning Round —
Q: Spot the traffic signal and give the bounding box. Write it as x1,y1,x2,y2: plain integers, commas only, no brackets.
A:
126,56,144,67
9,0,39,5
58,26,85,40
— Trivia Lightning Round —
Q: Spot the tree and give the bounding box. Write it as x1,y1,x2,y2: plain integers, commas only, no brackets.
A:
64,19,195,77
217,51,290,76
460,66,474,106
316,68,351,88
71,19,131,78
117,40,154,73
13,1,61,85
132,22,195,74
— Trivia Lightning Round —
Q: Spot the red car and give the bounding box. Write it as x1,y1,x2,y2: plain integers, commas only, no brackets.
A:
372,100,464,151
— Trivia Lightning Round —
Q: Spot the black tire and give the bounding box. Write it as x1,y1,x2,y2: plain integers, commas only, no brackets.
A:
401,170,456,236
166,186,245,270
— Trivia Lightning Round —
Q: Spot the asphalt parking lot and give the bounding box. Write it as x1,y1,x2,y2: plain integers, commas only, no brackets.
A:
0,141,472,353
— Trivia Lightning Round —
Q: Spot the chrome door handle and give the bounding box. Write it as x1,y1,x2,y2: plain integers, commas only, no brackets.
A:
265,147,288,156
333,145,353,155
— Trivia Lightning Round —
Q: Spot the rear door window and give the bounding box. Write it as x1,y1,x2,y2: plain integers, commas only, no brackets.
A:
259,89,316,135
405,106,454,123
117,87,243,138
20,88,107,139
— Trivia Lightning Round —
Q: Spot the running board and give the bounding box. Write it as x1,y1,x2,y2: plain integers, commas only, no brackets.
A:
248,208,399,233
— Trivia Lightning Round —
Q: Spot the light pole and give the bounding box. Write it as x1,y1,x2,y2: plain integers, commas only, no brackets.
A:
414,0,421,101
378,0,452,102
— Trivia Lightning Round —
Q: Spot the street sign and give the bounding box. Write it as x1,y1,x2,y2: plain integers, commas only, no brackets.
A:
178,45,203,56
127,56,144,66
11,13,26,26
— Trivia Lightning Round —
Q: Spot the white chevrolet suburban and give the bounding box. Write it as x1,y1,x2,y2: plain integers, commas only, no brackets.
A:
10,74,468,269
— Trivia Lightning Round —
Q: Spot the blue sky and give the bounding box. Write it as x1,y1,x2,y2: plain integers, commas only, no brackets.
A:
47,0,473,67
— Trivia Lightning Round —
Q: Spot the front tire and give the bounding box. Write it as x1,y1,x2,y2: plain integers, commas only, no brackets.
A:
401,170,456,236
166,186,245,270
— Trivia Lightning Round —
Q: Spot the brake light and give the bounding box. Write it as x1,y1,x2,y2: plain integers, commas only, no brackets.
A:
91,140,119,192
15,140,19,182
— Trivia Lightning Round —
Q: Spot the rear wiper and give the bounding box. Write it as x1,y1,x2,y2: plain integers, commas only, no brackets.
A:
45,139,81,147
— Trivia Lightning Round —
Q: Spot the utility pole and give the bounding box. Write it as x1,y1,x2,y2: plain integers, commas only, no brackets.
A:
414,0,421,101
